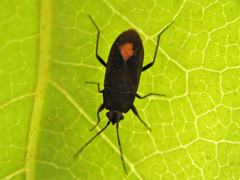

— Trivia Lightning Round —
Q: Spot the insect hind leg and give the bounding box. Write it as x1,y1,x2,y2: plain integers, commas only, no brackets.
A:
88,15,107,67
142,21,174,71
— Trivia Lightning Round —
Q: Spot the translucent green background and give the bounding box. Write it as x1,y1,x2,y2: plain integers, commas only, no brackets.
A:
0,0,239,179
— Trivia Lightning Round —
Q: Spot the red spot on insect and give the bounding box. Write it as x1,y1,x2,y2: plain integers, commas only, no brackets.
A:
121,43,133,61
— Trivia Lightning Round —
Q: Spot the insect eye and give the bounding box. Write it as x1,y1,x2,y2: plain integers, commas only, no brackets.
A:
120,115,124,120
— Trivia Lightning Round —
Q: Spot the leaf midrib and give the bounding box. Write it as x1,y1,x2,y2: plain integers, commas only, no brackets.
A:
25,1,53,179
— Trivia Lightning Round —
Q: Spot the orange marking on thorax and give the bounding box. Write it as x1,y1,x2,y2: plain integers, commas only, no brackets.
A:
121,43,133,61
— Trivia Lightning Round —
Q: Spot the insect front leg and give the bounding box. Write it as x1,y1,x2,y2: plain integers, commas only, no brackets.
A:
131,105,151,131
85,82,105,131
90,103,105,131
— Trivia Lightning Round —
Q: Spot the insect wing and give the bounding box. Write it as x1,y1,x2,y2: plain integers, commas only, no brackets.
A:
104,29,144,93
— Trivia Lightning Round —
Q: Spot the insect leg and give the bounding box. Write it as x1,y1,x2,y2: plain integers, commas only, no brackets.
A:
85,82,103,93
88,15,107,67
85,82,104,131
89,103,105,131
73,121,110,158
116,123,127,174
142,21,174,71
131,105,151,131
136,93,165,99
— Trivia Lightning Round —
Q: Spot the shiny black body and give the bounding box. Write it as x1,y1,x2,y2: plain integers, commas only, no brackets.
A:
103,29,143,121
74,15,173,174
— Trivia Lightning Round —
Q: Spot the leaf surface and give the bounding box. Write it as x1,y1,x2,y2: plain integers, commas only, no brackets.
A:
0,0,240,179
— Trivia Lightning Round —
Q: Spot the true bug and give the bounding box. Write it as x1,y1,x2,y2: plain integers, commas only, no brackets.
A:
74,15,173,173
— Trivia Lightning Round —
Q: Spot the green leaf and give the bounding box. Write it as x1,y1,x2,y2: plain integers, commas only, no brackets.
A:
0,0,239,179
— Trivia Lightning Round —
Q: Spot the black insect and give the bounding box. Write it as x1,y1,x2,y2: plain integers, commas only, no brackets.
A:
74,15,173,173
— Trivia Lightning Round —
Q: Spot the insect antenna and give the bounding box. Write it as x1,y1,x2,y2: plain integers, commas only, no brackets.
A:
73,121,110,158
116,123,128,174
